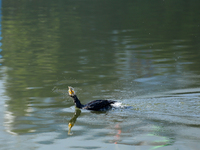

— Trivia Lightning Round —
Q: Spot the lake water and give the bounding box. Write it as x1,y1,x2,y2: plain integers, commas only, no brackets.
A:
1,0,200,149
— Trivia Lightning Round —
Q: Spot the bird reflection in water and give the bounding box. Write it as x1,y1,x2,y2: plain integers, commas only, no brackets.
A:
68,108,81,135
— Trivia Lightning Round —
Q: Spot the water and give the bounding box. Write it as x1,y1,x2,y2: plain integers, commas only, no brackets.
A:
1,0,200,149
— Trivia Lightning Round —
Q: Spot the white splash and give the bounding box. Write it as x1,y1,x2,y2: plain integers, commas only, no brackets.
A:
111,102,132,109
111,102,122,108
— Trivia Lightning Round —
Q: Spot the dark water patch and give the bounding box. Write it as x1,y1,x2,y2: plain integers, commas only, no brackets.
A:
70,146,101,149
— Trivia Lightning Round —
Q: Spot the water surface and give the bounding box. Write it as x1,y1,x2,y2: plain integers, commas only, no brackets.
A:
1,0,200,150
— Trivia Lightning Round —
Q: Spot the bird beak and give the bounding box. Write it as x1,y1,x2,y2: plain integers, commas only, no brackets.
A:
68,86,75,96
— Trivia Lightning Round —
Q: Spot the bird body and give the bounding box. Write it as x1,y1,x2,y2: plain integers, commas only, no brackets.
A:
82,99,116,111
68,86,116,111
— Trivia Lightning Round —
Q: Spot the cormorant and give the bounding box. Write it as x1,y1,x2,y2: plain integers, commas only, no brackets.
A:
68,86,116,111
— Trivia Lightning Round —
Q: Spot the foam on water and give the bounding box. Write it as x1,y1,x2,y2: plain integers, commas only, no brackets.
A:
111,102,132,109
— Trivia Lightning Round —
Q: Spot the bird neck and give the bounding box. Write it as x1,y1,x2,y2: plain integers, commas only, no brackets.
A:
71,95,83,108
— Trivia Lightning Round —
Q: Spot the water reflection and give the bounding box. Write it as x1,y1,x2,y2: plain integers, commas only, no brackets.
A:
68,108,81,135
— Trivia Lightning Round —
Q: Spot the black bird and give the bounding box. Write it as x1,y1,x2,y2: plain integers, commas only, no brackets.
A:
68,86,116,111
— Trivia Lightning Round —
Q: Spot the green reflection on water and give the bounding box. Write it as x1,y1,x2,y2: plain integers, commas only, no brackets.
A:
2,0,200,103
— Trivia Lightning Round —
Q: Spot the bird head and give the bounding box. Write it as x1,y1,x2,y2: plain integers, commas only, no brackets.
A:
68,86,76,96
